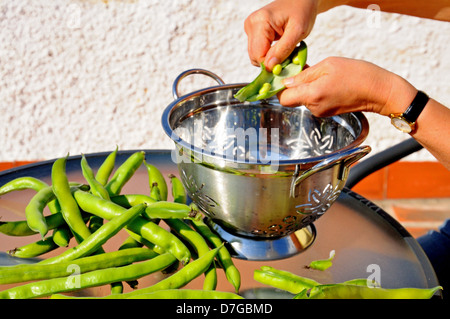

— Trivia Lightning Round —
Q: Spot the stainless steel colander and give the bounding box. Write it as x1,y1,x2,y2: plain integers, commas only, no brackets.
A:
162,69,371,239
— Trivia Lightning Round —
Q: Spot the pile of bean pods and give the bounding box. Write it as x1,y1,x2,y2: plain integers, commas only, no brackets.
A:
254,264,443,299
0,149,443,299
0,149,242,299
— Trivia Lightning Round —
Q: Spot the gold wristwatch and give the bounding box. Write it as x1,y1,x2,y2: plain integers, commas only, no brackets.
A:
389,90,429,133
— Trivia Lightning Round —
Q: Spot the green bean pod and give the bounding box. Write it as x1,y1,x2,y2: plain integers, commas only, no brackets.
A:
0,177,62,237
307,250,335,271
169,174,186,204
254,266,321,294
304,284,443,299
0,247,157,285
190,216,241,293
145,161,168,201
24,186,57,238
150,182,162,201
112,233,146,292
7,236,59,258
105,151,145,196
125,229,166,255
144,201,199,220
52,156,92,243
95,146,118,186
126,289,243,299
118,235,143,250
127,216,191,265
101,245,223,299
39,203,147,265
0,176,67,215
165,218,217,291
234,41,307,102
0,211,85,237
110,194,157,208
0,176,49,197
73,190,191,264
81,154,110,200
52,225,73,247
110,282,124,294
0,252,176,299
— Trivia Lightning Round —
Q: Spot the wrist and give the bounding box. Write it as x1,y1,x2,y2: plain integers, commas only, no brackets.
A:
378,74,418,117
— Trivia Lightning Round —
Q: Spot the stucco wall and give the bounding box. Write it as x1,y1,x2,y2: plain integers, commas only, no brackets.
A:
1,0,449,163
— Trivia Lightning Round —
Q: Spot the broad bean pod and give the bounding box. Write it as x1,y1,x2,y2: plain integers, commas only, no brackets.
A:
55,245,224,299
81,154,110,200
52,156,92,243
39,203,146,265
110,194,156,208
95,146,118,186
165,218,217,291
99,245,222,299
0,177,67,241
190,216,241,293
254,266,321,294
105,151,145,196
0,176,48,196
118,235,143,250
150,182,162,201
307,250,335,271
169,174,186,204
111,196,195,220
145,201,199,220
234,41,307,102
0,252,176,299
7,236,59,258
301,284,443,299
0,212,66,237
145,160,168,201
0,247,156,285
24,186,55,238
51,225,73,247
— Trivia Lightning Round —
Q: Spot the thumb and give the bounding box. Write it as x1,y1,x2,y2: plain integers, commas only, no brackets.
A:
282,64,317,88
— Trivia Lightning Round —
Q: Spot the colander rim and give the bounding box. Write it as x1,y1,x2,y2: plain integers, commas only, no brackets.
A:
161,83,370,166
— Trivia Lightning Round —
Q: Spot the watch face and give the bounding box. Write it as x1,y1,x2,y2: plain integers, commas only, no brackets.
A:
391,117,412,133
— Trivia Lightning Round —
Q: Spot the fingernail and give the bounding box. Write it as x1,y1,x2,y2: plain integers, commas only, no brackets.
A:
283,77,294,87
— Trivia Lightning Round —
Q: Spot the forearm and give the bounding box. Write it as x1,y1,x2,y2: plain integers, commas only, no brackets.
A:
411,99,450,170
381,73,450,169
318,0,450,21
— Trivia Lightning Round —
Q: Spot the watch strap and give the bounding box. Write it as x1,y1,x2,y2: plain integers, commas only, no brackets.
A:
402,90,429,123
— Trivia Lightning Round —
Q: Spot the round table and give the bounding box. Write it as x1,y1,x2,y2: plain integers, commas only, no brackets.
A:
0,150,440,298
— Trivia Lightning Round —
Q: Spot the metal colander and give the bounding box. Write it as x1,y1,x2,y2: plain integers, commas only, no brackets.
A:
162,69,371,239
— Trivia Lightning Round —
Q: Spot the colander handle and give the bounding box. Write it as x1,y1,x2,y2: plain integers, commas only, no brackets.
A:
290,145,371,197
172,69,226,99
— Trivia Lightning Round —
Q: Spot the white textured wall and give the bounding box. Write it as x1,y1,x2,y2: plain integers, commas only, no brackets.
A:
1,0,449,163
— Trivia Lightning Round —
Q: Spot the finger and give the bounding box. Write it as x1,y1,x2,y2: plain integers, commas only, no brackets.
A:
264,21,307,71
247,32,273,66
277,83,312,107
282,64,321,88
244,14,275,66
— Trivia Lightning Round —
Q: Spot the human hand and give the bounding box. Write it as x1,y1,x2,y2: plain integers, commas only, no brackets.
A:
279,56,418,117
244,0,319,71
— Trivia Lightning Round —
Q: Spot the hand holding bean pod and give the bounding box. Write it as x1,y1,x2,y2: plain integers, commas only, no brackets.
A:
234,41,307,102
